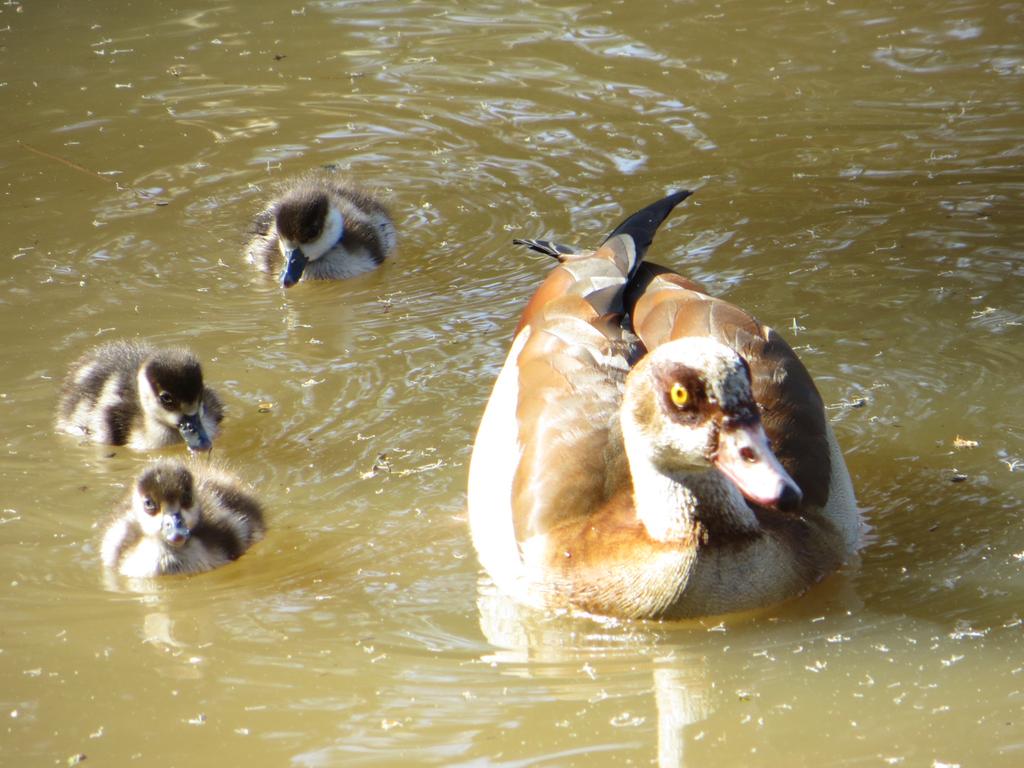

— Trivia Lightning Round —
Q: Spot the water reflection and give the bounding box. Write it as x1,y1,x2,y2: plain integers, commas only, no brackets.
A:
477,582,714,767
475,575,872,765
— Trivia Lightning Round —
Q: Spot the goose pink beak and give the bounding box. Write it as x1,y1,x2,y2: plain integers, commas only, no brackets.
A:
715,423,803,511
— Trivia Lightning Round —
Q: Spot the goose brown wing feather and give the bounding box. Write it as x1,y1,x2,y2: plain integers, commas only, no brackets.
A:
504,191,695,545
511,351,627,543
515,247,631,337
510,291,636,543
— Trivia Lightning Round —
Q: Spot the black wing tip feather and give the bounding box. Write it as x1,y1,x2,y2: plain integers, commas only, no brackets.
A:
512,188,693,265
603,189,693,255
512,238,580,261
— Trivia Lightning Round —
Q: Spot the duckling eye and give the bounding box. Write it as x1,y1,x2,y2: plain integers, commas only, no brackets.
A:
143,497,159,515
670,382,689,407
158,392,174,407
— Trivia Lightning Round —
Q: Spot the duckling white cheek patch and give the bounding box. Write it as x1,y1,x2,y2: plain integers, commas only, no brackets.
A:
136,370,167,418
309,209,344,261
136,509,163,537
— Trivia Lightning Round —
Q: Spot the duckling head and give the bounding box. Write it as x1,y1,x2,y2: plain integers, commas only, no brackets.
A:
275,188,345,288
133,459,199,548
139,350,213,451
623,337,802,512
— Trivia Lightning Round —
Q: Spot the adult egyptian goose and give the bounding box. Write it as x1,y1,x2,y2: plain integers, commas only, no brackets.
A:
245,169,397,288
101,457,266,577
56,340,223,452
467,190,859,620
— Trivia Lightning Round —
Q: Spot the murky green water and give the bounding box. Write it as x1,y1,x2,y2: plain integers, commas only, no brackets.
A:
2,0,1022,765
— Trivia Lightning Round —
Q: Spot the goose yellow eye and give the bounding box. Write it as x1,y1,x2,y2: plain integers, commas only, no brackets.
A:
670,382,689,407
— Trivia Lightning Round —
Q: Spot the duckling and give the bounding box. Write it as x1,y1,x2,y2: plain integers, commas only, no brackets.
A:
245,169,397,288
56,340,223,452
101,458,266,577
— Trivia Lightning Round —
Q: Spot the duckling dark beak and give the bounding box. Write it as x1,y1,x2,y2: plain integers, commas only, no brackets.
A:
281,248,308,288
714,422,803,512
161,510,191,547
178,413,212,452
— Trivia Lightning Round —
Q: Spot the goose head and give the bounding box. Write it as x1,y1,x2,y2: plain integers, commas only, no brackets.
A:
132,460,200,548
138,350,213,452
274,189,345,288
622,337,802,512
